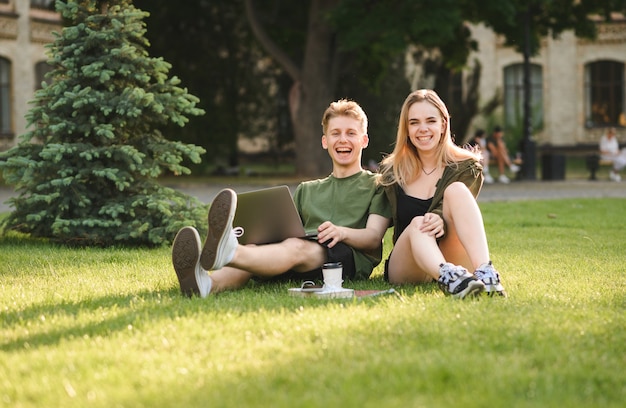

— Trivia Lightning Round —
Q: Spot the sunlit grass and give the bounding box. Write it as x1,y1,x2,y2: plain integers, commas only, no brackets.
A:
1,198,625,407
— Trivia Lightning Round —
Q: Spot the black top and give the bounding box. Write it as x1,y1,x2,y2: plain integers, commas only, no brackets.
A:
396,187,433,237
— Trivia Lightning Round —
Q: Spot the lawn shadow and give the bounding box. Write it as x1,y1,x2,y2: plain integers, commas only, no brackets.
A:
1,277,418,352
1,288,187,352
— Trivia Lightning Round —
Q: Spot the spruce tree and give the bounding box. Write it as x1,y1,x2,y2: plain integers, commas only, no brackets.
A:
0,0,207,247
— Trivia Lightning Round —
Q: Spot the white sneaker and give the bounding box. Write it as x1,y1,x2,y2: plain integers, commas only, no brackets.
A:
510,163,520,173
609,171,621,182
172,226,212,298
484,173,494,184
200,188,239,271
437,263,485,299
498,174,510,184
474,261,507,297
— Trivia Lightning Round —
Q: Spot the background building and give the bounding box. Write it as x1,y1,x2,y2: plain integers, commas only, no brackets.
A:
0,0,59,151
470,14,626,146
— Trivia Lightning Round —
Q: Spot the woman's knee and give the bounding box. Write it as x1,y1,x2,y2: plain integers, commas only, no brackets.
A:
442,182,478,224
408,216,426,231
443,181,472,201
403,216,438,243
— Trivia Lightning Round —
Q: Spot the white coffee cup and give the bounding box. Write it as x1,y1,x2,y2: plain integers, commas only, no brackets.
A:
322,262,343,289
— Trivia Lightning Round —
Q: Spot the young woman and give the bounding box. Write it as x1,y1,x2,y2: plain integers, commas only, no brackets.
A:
377,89,506,298
600,127,626,182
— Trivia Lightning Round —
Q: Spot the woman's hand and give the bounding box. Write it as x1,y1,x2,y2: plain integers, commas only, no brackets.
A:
420,212,444,238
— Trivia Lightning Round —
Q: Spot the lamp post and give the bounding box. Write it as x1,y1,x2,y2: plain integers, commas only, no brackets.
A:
521,5,536,180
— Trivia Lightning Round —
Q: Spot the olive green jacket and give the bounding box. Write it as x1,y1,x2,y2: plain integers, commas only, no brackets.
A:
383,159,484,243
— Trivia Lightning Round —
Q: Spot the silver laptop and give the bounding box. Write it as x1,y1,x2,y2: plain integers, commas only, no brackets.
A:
232,185,317,245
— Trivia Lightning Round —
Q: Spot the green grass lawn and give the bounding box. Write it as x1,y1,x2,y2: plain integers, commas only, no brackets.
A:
1,198,624,407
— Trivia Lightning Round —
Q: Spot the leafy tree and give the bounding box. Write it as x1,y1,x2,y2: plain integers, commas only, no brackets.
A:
246,0,626,176
127,1,626,177
134,0,285,172
132,1,483,174
0,0,207,247
246,0,481,176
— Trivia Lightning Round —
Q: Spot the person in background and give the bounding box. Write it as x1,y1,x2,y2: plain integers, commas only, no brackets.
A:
469,129,494,184
599,127,626,182
487,125,520,183
377,89,506,299
171,99,392,298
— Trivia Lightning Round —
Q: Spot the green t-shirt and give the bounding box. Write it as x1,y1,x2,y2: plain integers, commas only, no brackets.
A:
293,170,391,279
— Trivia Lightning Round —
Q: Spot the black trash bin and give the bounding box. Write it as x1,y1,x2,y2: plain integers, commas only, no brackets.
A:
541,153,566,180
586,154,600,180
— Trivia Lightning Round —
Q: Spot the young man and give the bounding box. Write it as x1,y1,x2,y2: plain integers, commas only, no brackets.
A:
487,125,520,184
171,99,392,297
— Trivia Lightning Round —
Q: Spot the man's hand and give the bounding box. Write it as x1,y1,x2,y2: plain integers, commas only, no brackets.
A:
317,221,344,248
316,214,390,250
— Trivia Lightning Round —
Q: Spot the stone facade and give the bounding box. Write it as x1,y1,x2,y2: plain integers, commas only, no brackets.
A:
0,0,60,151
469,18,626,146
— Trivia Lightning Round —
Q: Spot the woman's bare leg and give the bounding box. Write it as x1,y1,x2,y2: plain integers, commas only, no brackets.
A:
386,216,442,284
386,182,491,284
439,182,490,271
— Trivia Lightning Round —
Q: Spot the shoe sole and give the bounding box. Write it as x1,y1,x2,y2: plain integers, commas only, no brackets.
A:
200,189,237,270
172,227,201,297
453,279,485,299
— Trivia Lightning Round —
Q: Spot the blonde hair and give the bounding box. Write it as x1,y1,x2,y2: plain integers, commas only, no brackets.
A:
378,89,479,187
321,99,368,135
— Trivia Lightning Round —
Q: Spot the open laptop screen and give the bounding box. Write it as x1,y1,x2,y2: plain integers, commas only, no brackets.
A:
232,185,311,245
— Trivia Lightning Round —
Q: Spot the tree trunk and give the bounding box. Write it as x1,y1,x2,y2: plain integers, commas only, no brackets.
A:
289,0,338,177
246,0,338,177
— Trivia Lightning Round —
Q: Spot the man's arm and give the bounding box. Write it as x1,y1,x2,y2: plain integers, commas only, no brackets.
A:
316,214,390,251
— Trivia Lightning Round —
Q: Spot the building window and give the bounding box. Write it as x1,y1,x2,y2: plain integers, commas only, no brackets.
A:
585,60,625,128
30,0,55,10
0,57,11,136
35,60,53,89
504,63,543,129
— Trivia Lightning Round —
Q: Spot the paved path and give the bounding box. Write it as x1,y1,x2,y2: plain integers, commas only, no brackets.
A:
475,180,626,202
170,179,626,204
1,179,624,213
